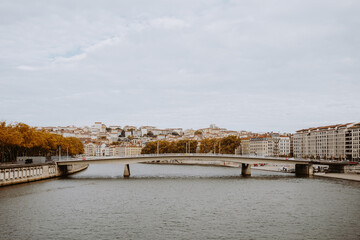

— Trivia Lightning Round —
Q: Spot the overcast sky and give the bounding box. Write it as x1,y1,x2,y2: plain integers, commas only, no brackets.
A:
0,0,359,132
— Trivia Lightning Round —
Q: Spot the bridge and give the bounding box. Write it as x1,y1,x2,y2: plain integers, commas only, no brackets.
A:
56,154,357,177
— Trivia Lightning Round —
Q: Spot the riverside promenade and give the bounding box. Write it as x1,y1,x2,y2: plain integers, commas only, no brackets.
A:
146,158,360,181
313,173,360,181
0,162,88,187
253,164,360,181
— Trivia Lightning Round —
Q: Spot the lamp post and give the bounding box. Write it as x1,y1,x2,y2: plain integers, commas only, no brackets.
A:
59,146,61,161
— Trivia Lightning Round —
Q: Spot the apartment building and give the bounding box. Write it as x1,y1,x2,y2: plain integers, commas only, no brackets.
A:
240,138,250,155
293,123,360,161
84,142,97,157
244,134,291,157
250,137,272,156
114,145,142,157
278,137,291,156
350,123,360,161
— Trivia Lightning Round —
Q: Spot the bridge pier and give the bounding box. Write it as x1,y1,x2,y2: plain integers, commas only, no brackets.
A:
295,164,313,176
241,163,251,176
124,164,130,178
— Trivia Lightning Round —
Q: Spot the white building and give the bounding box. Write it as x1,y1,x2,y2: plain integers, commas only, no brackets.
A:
248,135,291,157
84,142,110,157
113,146,142,156
350,123,360,161
84,142,97,157
293,123,360,161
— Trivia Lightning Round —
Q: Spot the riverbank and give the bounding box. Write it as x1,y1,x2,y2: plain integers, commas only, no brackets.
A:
0,163,88,187
145,159,241,168
148,161,360,181
253,165,360,182
314,172,360,181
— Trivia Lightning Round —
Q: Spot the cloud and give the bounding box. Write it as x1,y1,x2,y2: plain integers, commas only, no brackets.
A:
53,36,123,64
16,65,39,71
149,17,189,29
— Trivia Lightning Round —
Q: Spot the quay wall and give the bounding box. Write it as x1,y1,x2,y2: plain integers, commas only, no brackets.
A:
147,159,241,168
0,163,88,187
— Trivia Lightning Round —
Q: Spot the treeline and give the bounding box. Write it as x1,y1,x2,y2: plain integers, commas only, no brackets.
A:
0,122,84,162
199,135,241,154
141,136,241,155
141,140,198,154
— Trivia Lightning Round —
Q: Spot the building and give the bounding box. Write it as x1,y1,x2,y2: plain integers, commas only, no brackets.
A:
293,123,360,161
84,142,97,157
250,137,270,156
84,142,110,157
242,134,291,157
349,123,360,161
240,138,250,155
114,145,142,157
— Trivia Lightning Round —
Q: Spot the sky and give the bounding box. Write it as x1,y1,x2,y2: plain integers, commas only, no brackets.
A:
0,0,359,132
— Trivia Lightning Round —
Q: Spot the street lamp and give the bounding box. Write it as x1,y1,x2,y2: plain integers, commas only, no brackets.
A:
59,146,61,161
185,141,190,154
157,141,159,155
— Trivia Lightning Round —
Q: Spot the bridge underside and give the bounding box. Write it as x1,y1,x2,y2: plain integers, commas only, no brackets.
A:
295,164,314,176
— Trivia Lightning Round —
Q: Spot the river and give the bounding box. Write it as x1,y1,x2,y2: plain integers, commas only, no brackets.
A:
0,164,359,240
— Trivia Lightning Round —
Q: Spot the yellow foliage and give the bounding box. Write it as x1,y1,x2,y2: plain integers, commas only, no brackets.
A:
0,121,84,162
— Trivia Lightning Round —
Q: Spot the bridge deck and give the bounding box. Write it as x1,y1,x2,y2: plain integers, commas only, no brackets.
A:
56,154,354,166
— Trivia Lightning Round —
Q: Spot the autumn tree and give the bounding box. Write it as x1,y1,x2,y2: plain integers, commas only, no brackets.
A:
217,135,241,154
194,130,203,136
199,136,241,154
0,121,84,162
141,140,198,154
199,138,217,153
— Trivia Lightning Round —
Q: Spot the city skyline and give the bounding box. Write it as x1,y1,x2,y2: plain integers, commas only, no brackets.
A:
1,0,359,133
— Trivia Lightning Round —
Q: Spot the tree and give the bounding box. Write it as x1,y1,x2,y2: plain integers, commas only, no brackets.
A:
141,141,157,154
199,136,241,154
0,121,84,162
218,136,241,154
120,130,126,137
195,130,202,136
141,139,198,154
147,131,154,137
199,138,217,153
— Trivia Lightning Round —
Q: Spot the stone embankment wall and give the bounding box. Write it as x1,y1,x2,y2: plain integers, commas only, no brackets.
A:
0,163,88,187
344,164,360,174
148,159,241,167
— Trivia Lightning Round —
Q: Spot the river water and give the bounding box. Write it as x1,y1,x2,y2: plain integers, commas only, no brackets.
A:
0,164,359,240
